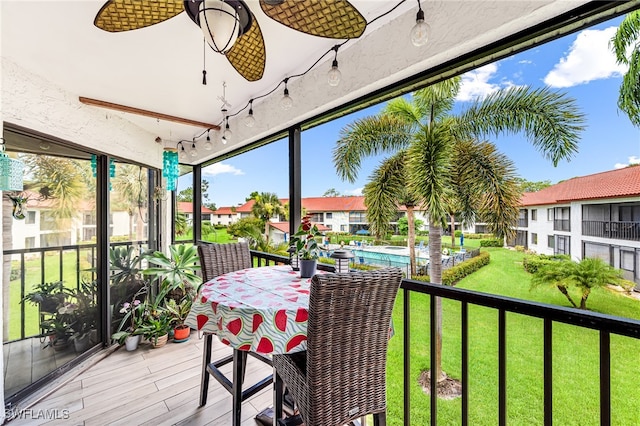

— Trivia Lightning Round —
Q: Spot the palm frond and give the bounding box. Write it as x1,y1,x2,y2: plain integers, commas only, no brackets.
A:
406,123,453,227
333,115,413,183
363,152,408,239
610,10,640,65
456,85,586,166
413,77,461,124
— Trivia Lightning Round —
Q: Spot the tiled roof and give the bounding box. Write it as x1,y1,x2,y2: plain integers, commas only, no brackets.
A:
177,202,214,214
236,196,381,213
521,167,640,206
212,206,235,215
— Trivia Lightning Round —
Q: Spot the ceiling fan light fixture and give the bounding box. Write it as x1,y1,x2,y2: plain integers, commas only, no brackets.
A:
410,7,430,47
199,0,241,54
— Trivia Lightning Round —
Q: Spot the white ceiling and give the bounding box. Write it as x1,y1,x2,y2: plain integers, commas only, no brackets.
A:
2,1,628,165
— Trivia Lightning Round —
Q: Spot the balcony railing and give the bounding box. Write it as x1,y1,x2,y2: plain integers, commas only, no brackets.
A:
250,250,640,425
553,219,570,231
3,240,148,342
582,220,640,242
517,219,528,227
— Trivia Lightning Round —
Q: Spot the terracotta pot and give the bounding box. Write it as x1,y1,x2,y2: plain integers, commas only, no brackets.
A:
173,325,191,342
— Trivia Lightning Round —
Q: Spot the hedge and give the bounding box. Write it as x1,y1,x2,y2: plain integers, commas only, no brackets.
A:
522,254,571,274
480,239,503,247
411,251,491,286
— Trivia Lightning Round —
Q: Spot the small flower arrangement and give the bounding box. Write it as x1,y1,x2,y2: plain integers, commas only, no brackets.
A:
291,215,323,260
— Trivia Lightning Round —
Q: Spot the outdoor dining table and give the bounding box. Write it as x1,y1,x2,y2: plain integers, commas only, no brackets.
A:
185,265,327,426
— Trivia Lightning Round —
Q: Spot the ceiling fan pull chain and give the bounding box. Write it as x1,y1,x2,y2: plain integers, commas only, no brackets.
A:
202,38,208,85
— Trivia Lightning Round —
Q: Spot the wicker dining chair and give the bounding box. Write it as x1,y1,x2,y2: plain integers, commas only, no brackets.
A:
196,242,272,407
273,267,403,426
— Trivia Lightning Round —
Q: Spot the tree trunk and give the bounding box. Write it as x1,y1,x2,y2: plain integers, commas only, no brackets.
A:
407,206,416,276
450,213,456,248
580,288,590,310
557,285,578,308
428,220,445,382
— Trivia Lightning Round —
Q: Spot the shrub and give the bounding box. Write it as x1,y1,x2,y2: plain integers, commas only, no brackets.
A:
522,253,571,274
454,230,462,237
465,233,495,240
514,245,526,252
480,239,503,247
411,251,490,285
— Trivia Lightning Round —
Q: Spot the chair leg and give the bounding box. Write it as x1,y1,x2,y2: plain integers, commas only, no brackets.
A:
373,412,386,426
232,349,247,426
274,369,284,422
199,333,213,407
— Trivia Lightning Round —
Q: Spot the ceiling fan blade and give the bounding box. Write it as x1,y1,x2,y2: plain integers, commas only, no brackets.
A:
259,0,366,39
225,14,266,82
94,0,184,32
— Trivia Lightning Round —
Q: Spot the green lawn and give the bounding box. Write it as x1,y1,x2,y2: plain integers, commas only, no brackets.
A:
8,248,95,341
386,247,640,425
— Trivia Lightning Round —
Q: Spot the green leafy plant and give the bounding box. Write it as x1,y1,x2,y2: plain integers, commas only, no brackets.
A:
111,286,147,344
291,215,323,260
164,297,192,328
143,244,201,299
21,281,72,313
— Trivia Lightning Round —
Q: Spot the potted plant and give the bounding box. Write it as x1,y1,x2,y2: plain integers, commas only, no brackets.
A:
138,310,172,348
21,281,71,314
291,215,324,278
142,244,201,302
69,280,98,352
40,303,76,351
164,296,193,342
111,288,146,351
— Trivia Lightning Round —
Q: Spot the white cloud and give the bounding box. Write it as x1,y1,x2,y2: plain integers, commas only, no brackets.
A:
343,187,363,196
614,156,640,169
518,60,532,64
544,27,626,88
456,63,516,102
202,162,244,176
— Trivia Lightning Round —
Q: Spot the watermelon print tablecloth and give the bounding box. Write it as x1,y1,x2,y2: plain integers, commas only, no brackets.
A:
186,265,326,355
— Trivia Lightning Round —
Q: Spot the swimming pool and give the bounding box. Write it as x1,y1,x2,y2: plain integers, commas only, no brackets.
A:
350,247,428,266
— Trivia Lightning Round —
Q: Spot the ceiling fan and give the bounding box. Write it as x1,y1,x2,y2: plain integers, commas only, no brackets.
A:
94,0,367,82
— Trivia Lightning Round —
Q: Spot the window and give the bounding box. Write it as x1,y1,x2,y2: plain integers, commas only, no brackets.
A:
228,214,232,218
26,211,36,224
547,208,554,221
310,213,323,223
24,237,35,248
531,233,538,244
218,214,221,218
531,210,537,221
340,224,347,232
547,235,554,248
325,224,332,230
325,212,333,219
349,212,366,223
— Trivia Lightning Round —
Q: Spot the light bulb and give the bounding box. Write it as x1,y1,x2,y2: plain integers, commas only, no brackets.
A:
204,140,213,150
190,143,198,157
179,147,187,161
410,9,430,47
280,88,293,110
327,59,341,87
221,134,228,145
244,109,255,127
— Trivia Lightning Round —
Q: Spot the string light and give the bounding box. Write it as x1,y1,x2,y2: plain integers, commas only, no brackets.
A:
178,142,187,161
190,140,198,157
204,130,213,150
410,0,430,47
280,78,293,110
327,45,341,87
244,100,256,127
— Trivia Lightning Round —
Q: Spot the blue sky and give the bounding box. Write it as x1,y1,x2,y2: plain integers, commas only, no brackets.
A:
183,15,640,209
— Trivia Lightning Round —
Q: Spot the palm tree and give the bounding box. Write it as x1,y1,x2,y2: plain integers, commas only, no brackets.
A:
111,164,148,241
251,192,285,245
531,257,625,310
611,10,640,127
334,76,585,385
